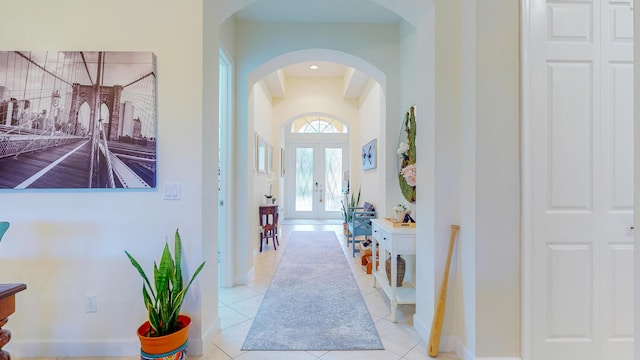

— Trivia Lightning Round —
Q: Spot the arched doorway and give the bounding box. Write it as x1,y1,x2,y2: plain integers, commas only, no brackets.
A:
207,1,436,355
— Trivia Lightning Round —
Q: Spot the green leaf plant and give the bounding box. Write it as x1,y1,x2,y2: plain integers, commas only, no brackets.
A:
125,229,205,337
341,187,361,223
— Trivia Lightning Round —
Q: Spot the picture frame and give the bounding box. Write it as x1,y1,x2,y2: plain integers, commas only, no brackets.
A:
267,145,274,173
257,135,266,173
0,51,157,189
280,148,285,177
361,138,377,170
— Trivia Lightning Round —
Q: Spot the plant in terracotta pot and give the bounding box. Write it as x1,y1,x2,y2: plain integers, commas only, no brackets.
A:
125,229,205,360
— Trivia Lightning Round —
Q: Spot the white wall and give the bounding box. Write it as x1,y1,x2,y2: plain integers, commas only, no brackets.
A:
434,0,463,352
397,4,439,352
459,0,479,356
251,81,275,255
474,1,520,357
0,0,215,357
357,82,384,211
458,0,521,358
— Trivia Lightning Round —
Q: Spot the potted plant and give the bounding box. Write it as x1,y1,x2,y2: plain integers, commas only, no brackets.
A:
392,203,410,223
265,175,275,204
125,229,205,360
340,188,361,234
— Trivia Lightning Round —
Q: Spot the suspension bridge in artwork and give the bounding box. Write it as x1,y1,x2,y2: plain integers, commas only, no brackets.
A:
0,51,156,189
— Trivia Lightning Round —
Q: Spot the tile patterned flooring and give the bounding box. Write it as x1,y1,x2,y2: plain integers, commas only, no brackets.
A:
16,223,459,360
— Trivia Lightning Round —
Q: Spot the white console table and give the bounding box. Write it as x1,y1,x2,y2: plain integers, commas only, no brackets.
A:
370,218,416,322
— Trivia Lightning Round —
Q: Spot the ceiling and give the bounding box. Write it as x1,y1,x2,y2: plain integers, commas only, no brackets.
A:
234,0,401,24
236,0,399,100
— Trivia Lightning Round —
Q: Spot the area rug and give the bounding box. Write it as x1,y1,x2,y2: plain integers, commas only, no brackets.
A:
241,230,384,351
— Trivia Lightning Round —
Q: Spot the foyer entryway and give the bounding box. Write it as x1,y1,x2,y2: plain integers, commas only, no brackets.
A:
285,129,349,220
526,1,634,359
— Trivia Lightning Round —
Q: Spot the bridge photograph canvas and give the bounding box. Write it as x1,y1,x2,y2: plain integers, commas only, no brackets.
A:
0,51,157,189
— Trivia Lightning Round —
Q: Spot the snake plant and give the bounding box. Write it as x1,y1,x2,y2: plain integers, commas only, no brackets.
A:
125,229,205,337
341,187,361,223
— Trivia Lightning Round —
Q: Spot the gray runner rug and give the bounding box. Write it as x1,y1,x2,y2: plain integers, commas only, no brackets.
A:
241,230,384,351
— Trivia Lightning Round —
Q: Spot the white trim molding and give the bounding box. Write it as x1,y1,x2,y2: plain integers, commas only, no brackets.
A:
519,1,533,360
455,336,474,360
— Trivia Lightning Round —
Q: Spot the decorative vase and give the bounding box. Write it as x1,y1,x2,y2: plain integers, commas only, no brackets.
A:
265,197,272,205
385,255,406,287
137,314,191,360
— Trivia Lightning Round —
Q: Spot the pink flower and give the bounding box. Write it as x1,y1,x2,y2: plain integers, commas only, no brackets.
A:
401,163,416,187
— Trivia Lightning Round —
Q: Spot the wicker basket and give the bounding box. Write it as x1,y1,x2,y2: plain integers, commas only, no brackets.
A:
385,255,406,287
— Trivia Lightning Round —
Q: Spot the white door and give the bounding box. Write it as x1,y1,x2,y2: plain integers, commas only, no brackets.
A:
529,1,634,359
286,134,348,219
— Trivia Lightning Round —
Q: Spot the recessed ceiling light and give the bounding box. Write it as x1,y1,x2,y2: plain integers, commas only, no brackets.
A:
309,65,319,70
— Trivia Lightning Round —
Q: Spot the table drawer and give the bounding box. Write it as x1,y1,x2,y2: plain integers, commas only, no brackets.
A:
372,224,391,248
372,222,384,240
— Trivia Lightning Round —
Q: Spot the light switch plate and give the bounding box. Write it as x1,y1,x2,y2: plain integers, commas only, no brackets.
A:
163,183,181,200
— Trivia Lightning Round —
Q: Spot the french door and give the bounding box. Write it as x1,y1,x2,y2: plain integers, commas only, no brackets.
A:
286,134,348,219
527,1,634,359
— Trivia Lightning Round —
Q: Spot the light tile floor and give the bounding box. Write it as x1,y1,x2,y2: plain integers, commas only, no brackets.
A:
16,222,459,360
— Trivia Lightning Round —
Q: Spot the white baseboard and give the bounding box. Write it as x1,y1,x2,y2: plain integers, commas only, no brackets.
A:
412,315,465,355
10,318,221,358
199,316,221,355
9,339,139,357
188,337,203,355
235,271,250,285
456,337,474,360
412,312,430,342
450,336,521,360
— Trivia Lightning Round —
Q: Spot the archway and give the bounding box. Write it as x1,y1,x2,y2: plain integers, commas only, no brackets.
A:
248,49,387,219
203,1,436,354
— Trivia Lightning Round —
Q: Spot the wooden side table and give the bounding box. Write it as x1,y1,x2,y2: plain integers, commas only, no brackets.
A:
0,283,26,360
258,204,279,251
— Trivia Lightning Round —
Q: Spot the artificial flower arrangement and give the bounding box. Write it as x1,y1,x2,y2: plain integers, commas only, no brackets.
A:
392,203,412,223
397,106,416,203
393,203,408,213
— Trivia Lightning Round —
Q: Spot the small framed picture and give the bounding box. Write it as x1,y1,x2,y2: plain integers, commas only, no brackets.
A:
267,145,273,173
257,135,266,173
361,138,377,170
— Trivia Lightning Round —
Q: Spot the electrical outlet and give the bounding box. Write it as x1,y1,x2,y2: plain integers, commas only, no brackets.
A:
86,294,97,313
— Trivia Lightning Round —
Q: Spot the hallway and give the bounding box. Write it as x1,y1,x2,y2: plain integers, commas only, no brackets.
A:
210,222,459,359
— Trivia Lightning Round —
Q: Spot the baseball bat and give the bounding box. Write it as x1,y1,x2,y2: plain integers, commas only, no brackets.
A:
427,224,460,357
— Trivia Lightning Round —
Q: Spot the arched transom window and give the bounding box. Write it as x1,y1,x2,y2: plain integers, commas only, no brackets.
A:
290,116,348,134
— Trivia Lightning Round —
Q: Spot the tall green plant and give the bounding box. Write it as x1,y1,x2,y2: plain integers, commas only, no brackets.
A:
125,229,205,337
341,187,361,223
